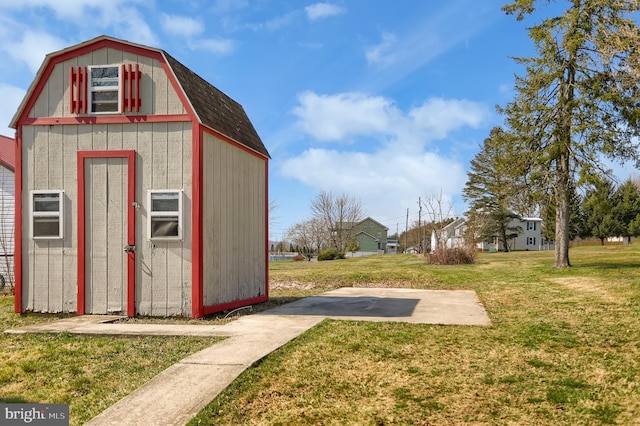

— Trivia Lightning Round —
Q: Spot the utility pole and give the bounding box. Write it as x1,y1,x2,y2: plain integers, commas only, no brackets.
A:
418,197,422,253
404,208,408,252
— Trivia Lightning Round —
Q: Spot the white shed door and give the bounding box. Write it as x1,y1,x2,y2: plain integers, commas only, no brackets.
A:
84,157,129,314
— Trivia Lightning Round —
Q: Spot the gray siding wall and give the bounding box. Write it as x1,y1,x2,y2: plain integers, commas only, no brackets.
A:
21,122,193,315
202,132,267,307
21,47,193,315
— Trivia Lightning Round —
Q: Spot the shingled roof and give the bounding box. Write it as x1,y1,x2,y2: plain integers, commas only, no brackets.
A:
163,52,270,158
0,135,15,170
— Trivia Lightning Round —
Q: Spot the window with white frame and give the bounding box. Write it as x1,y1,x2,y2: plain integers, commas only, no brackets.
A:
148,190,182,240
31,190,64,239
527,221,537,231
89,65,121,113
527,237,536,245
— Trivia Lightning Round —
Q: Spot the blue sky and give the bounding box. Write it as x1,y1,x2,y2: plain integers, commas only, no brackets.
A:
0,0,635,241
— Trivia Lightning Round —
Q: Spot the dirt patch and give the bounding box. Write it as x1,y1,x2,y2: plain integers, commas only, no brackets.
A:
549,276,619,303
269,280,418,291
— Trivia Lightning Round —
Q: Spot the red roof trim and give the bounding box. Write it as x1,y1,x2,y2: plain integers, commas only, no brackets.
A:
201,125,269,161
21,114,191,126
12,37,168,129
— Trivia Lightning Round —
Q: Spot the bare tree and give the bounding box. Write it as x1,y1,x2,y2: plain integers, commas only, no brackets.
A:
310,191,365,252
422,189,455,251
286,218,328,259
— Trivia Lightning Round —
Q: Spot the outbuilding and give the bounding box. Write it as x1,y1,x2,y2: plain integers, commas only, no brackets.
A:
10,35,270,318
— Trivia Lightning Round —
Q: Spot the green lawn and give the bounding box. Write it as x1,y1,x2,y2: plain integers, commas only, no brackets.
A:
190,246,640,425
0,298,221,425
2,246,639,425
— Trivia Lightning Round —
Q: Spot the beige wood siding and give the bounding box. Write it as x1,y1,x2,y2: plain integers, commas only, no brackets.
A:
202,132,267,306
30,48,186,119
137,122,193,316
21,122,193,316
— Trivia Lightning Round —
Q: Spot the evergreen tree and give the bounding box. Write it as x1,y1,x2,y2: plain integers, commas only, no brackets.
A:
501,0,640,267
582,176,620,245
463,128,528,252
611,179,640,243
540,183,585,243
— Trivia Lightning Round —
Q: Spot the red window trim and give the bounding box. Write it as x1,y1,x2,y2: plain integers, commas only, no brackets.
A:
70,64,142,114
69,66,87,114
122,63,142,113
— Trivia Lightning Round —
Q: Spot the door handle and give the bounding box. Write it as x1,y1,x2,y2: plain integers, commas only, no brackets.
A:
123,245,136,253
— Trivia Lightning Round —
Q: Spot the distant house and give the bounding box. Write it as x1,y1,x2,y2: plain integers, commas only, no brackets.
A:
10,36,269,318
477,217,544,251
0,135,15,287
443,216,544,251
434,217,466,250
386,238,400,254
352,217,388,253
338,217,388,256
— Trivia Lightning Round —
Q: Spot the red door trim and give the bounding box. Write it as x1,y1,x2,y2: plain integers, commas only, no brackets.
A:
14,130,22,313
77,150,136,316
191,124,204,318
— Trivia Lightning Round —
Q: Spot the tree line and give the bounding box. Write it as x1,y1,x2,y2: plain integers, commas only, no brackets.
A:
286,190,364,258
464,0,640,267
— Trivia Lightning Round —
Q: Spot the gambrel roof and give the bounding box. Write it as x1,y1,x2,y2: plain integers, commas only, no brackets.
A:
164,52,269,158
10,35,269,159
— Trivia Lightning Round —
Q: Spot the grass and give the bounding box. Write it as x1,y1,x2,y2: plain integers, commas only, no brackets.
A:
189,246,640,425
0,297,221,425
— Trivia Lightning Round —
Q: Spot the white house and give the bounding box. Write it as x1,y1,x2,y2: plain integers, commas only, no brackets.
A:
443,216,544,251
0,135,15,288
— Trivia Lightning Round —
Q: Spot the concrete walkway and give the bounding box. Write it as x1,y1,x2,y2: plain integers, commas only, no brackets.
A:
6,288,491,425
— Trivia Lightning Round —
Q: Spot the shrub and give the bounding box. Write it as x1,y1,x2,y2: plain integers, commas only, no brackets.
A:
292,254,306,261
317,248,345,261
426,247,476,265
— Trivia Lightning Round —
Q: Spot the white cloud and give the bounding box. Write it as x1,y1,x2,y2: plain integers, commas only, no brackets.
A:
281,91,489,224
265,11,298,31
0,83,26,137
280,147,467,225
292,92,397,141
112,7,157,46
365,31,397,66
3,30,67,73
0,1,157,47
0,0,145,20
408,98,488,139
160,13,205,38
210,0,249,14
361,2,502,92
292,91,489,143
188,38,235,55
245,11,299,32
305,3,346,21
